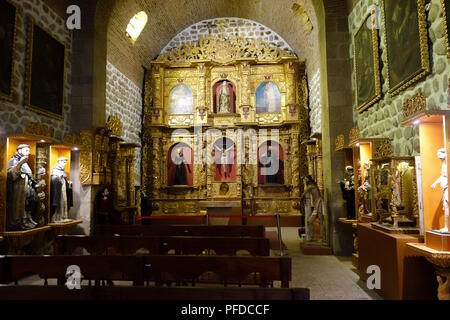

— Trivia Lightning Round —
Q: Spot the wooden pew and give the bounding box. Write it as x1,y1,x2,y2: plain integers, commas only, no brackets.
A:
0,285,310,300
0,255,291,288
0,255,144,286
96,225,266,238
141,255,291,288
55,235,271,256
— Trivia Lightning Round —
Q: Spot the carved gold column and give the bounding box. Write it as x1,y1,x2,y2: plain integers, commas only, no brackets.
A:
0,138,7,232
239,62,252,122
316,137,324,195
196,63,208,124
152,64,164,125
79,130,93,185
291,133,301,199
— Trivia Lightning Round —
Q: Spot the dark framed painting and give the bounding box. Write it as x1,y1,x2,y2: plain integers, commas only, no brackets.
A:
382,0,430,97
354,10,381,113
25,18,66,119
0,0,18,101
442,0,450,58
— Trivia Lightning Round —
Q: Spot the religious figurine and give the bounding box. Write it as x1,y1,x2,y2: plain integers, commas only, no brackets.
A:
33,164,47,226
217,81,231,114
358,161,371,215
214,142,234,180
259,145,284,184
6,144,38,231
94,187,121,227
50,157,73,223
431,148,449,233
337,166,356,219
301,175,325,242
173,148,191,185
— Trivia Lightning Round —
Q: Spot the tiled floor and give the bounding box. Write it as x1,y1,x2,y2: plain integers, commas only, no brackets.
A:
272,227,382,300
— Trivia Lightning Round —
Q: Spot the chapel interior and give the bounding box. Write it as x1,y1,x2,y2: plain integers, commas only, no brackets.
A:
0,0,449,302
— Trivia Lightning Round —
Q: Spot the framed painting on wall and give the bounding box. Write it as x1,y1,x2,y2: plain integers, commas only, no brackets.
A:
354,9,381,113
0,0,18,102
442,0,450,58
255,81,281,113
382,0,430,97
25,18,66,119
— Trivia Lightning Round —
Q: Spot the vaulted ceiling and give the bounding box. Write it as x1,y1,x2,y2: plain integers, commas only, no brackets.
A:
104,0,320,85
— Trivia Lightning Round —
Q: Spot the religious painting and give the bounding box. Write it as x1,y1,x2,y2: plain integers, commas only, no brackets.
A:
167,142,193,186
442,0,450,58
0,0,18,101
169,85,194,114
255,82,281,113
354,11,381,113
382,0,429,97
25,19,66,119
213,138,236,182
213,80,236,114
258,141,284,185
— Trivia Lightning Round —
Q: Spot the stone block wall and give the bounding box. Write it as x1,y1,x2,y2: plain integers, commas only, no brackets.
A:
106,61,142,186
0,0,71,141
348,0,450,156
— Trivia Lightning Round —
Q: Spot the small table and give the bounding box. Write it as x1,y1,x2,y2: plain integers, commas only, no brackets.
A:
199,201,241,225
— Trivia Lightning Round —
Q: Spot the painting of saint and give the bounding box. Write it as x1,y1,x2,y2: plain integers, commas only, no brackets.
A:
213,138,236,182
26,21,66,119
0,0,17,101
255,82,281,113
167,143,193,186
354,12,380,112
383,0,429,94
169,85,194,114
213,80,236,114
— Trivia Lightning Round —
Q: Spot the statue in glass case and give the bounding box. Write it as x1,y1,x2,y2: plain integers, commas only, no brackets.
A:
431,148,449,233
50,157,73,223
6,144,38,231
358,161,372,216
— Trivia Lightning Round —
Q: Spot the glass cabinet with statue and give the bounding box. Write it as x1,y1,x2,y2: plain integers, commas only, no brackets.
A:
371,156,419,233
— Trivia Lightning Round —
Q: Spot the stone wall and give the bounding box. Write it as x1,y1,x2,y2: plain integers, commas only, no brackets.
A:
106,61,142,186
0,0,71,141
348,0,450,156
160,17,296,55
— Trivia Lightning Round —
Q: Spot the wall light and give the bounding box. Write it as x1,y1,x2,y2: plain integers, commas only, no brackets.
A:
126,11,148,45
413,120,420,126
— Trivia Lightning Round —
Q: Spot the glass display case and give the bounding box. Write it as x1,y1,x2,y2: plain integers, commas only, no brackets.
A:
371,156,419,233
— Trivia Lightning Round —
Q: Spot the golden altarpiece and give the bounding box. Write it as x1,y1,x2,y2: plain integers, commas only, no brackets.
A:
141,36,309,219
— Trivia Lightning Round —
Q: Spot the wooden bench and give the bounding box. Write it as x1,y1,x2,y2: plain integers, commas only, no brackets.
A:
0,285,310,300
55,235,271,256
0,255,291,288
96,225,266,238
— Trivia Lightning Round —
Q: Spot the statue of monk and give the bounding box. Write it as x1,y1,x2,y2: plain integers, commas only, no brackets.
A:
6,144,38,231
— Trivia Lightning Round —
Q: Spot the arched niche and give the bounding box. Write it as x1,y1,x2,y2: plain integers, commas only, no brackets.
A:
213,80,236,114
213,138,236,182
255,81,281,113
168,85,194,115
258,141,284,185
167,142,193,186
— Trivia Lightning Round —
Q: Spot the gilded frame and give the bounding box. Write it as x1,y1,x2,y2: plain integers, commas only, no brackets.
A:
382,0,430,97
25,18,67,120
354,9,381,113
0,0,19,102
442,0,450,58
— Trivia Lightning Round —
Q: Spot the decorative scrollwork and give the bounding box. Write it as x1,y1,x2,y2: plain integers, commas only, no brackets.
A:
372,139,393,159
106,116,123,137
335,134,345,151
349,126,360,144
24,122,51,139
402,92,426,120
157,35,296,65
